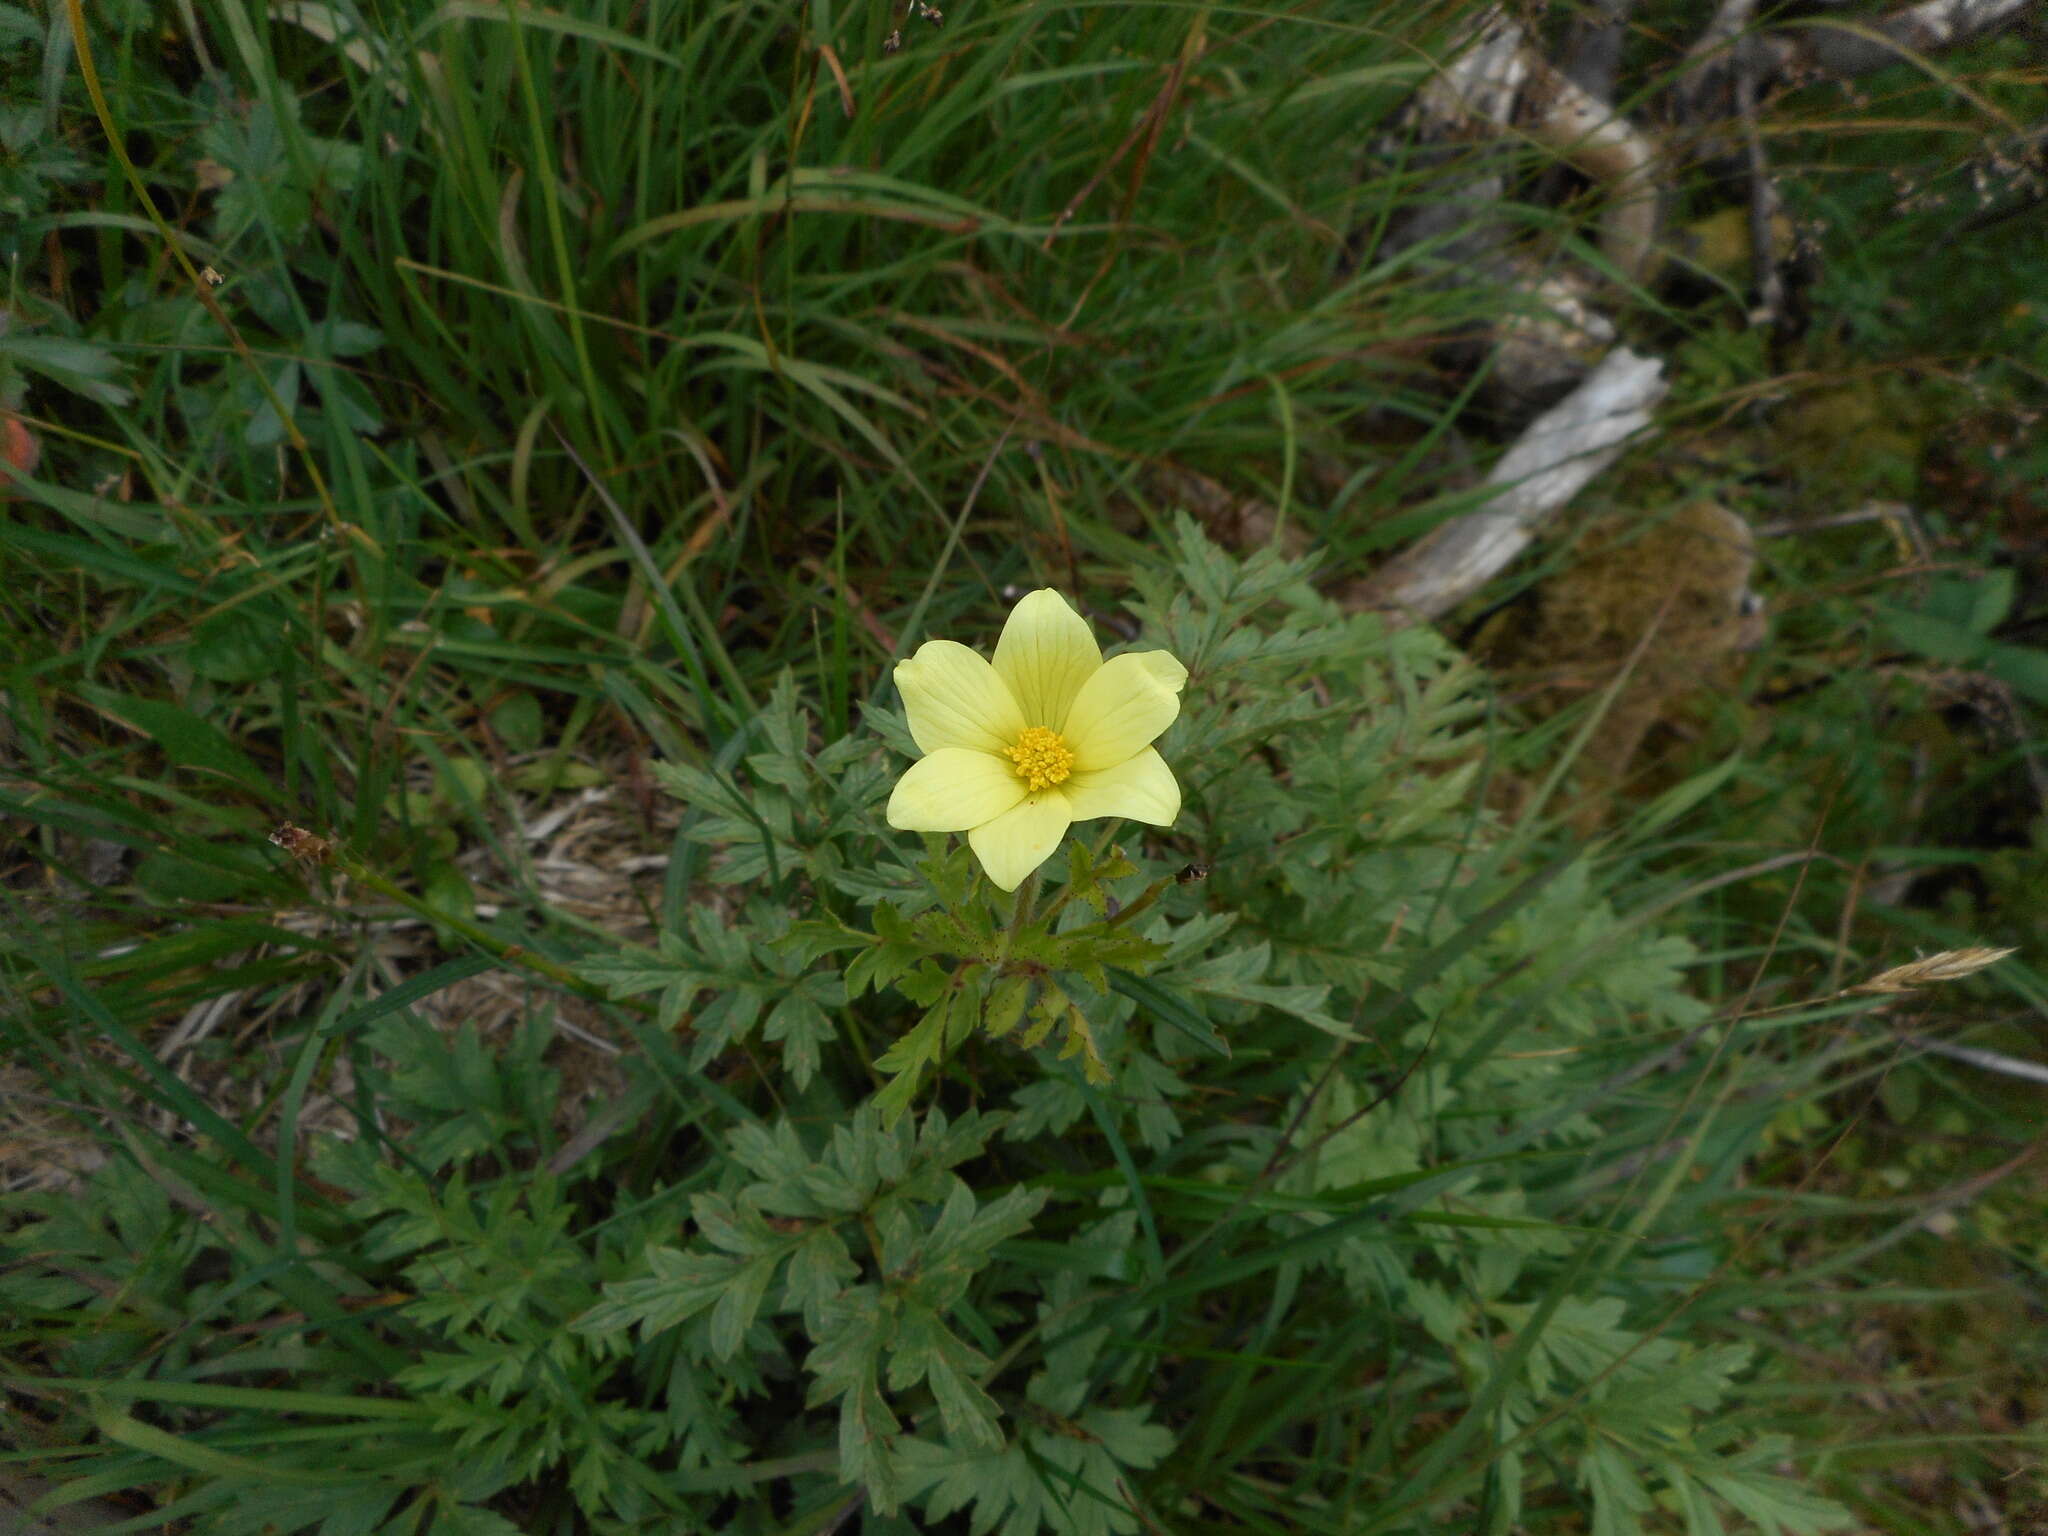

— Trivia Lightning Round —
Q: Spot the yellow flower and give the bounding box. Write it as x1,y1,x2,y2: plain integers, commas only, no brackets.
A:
886,589,1187,891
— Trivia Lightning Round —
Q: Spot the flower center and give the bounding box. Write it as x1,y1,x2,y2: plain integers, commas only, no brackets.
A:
1006,726,1075,792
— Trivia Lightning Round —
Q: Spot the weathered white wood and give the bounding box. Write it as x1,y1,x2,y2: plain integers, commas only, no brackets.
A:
1687,0,2039,106
1410,9,1660,280
1352,348,1669,623
1794,0,2039,77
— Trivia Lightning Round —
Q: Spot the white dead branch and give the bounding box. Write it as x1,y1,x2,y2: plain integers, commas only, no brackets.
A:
1350,348,1669,624
1410,8,1663,282
1682,0,2038,118
1342,0,2034,620
1782,0,2038,80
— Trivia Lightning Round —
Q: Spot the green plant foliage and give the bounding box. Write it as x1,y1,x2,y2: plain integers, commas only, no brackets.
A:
8,0,2042,1527
3,527,1874,1533
24,528,1875,1536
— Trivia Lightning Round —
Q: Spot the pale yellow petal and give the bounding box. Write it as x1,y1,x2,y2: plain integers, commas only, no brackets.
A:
1062,649,1189,771
992,589,1101,731
967,791,1072,891
894,640,1027,756
887,748,1028,832
1061,747,1180,827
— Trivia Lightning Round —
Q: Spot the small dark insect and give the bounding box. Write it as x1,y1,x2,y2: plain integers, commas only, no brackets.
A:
269,823,334,866
1176,863,1209,885
883,0,940,53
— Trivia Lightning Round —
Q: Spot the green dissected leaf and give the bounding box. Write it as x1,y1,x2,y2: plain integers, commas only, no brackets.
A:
573,1245,747,1342
432,1506,525,1536
1063,838,1138,917
708,1248,779,1360
1055,1004,1112,1086
777,918,873,966
744,670,811,785
726,1119,824,1208
575,943,681,1004
764,983,837,1089
247,1482,400,1536
914,903,996,961
1019,982,1066,1049
872,1057,927,1126
1118,1050,1190,1153
1584,1441,1654,1536
1375,756,1480,840
1495,1296,1653,1402
888,1302,1002,1449
874,996,950,1079
874,987,975,1124
649,759,731,817
1695,1438,1853,1536
1157,941,1350,1038
783,1226,860,1334
847,902,928,996
805,1285,903,1509
901,966,954,1015
918,1183,1048,1307
201,94,362,244
1664,1460,1730,1536
1036,925,1168,993
899,1403,1174,1536
579,906,839,1084
921,841,981,913
1595,1342,1753,1426
906,1107,1009,1181
985,972,1032,1038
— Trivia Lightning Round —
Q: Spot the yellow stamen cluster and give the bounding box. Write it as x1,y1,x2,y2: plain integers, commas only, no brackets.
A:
1006,726,1075,792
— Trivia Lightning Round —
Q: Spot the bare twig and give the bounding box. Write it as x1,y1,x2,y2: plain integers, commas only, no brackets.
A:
1752,499,1927,544
1733,44,1787,326
1675,0,1762,121
1902,1033,2048,1086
